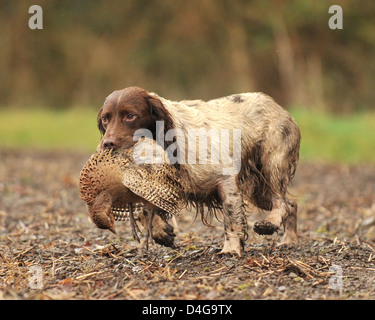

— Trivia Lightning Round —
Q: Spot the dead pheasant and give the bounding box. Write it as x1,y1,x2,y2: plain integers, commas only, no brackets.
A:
79,137,184,247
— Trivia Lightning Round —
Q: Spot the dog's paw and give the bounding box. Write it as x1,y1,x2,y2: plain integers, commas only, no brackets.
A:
152,220,176,248
219,237,243,257
253,220,279,235
139,210,176,248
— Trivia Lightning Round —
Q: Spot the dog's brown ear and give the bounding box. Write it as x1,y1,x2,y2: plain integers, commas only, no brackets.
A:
97,106,105,135
145,94,175,136
144,94,179,167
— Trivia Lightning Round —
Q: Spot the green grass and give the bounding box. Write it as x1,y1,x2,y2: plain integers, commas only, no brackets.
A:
0,107,100,152
0,107,374,163
290,108,375,164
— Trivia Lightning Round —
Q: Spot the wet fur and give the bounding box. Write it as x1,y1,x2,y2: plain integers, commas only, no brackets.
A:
97,87,301,255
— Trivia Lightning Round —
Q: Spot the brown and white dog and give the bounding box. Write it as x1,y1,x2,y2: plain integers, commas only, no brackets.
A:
96,86,300,255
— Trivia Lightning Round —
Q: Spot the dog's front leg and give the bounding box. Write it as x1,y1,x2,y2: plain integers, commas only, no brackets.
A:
138,208,176,248
218,176,247,256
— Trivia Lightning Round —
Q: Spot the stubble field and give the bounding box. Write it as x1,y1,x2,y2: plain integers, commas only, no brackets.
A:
1,148,375,300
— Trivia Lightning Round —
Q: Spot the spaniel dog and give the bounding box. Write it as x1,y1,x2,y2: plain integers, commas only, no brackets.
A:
96,87,300,255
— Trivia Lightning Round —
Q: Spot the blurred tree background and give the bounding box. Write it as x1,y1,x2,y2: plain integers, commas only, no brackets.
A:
0,0,374,112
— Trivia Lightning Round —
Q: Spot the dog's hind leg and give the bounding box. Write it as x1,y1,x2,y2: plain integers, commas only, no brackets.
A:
253,134,299,245
218,176,247,256
253,198,298,245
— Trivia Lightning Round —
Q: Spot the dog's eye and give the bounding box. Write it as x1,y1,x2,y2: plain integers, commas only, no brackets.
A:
101,116,108,123
125,114,136,121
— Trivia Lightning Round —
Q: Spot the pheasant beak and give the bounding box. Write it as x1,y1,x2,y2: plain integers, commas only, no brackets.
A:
108,225,117,234
108,212,117,234
105,207,117,234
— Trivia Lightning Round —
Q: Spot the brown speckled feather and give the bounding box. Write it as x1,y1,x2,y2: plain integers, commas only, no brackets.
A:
79,137,184,234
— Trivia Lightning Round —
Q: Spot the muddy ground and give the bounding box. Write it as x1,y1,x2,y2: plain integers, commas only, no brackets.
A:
0,148,375,300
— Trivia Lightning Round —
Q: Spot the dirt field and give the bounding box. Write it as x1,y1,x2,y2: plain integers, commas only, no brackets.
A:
1,148,375,300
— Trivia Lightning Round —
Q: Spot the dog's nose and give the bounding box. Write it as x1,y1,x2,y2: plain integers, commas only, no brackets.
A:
102,138,118,150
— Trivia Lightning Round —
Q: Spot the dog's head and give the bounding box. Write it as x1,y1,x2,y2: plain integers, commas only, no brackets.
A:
97,87,173,150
